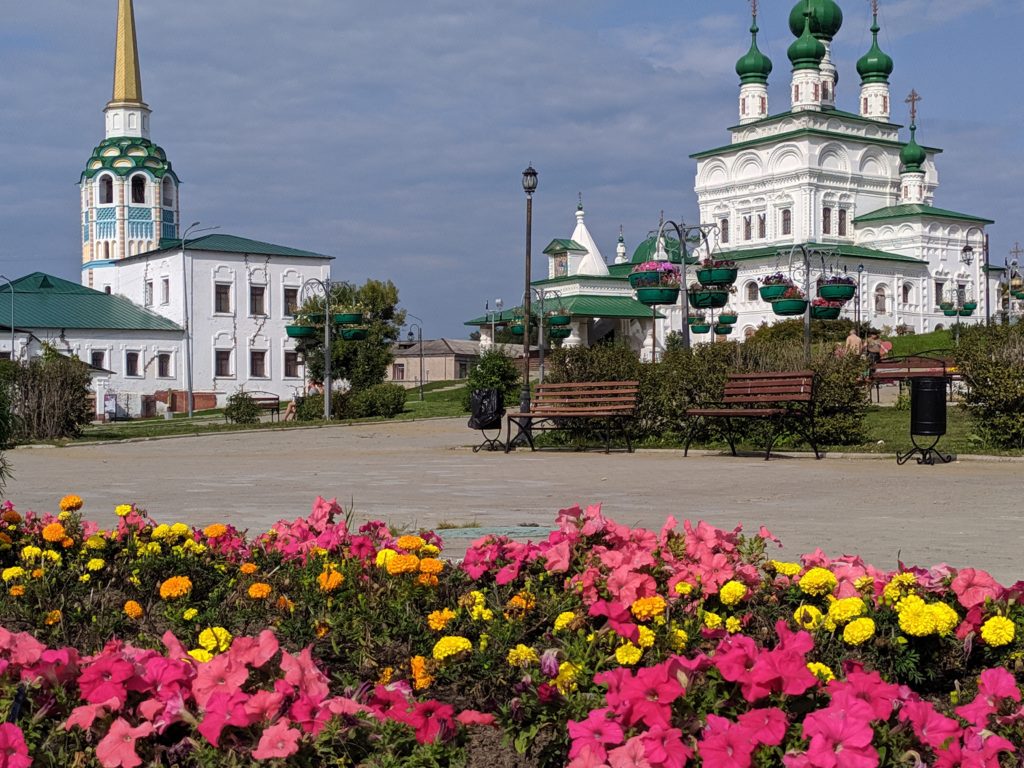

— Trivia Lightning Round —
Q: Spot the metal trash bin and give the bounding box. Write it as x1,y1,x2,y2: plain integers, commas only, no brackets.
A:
897,376,952,465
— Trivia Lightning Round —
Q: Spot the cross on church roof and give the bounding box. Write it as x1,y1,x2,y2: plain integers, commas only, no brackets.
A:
750,0,758,16
1010,242,1024,263
905,89,922,122
871,0,879,16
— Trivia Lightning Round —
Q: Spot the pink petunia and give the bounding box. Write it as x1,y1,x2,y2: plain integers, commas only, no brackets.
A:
191,654,249,708
0,723,31,768
77,655,136,707
455,710,496,727
568,708,625,762
398,700,455,744
229,630,279,669
607,736,652,768
899,699,962,750
950,568,1003,610
251,718,301,761
95,717,153,768
65,697,120,731
640,726,692,768
279,648,329,703
616,664,684,730
698,715,755,768
802,702,878,768
827,666,901,722
737,707,788,747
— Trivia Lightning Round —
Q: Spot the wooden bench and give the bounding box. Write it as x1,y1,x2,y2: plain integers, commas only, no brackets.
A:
684,371,820,460
868,352,954,403
224,391,280,422
505,381,639,453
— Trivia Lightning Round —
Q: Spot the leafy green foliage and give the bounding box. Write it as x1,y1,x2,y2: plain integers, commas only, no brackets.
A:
955,324,1024,449
349,383,407,418
295,390,349,421
223,390,261,424
462,349,521,411
0,348,92,442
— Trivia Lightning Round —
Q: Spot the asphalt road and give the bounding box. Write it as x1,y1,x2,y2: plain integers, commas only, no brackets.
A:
6,418,1022,583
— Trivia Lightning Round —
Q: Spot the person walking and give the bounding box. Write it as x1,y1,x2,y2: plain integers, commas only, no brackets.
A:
845,328,863,356
865,332,883,365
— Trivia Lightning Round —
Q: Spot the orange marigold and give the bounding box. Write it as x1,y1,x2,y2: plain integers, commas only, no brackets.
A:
2,509,21,525
44,610,62,625
30,569,43,579
427,608,456,631
417,573,439,588
419,558,444,575
203,524,228,539
386,554,420,575
41,523,66,543
317,568,344,592
61,537,74,549
248,582,272,599
377,666,394,685
0,532,12,545
314,622,330,638
159,575,193,600
396,535,426,552
123,600,144,619
410,655,434,690
240,563,258,575
9,585,24,597
276,595,295,613
59,495,84,512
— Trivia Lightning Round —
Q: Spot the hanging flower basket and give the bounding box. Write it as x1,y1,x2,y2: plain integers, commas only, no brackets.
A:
939,301,954,311
690,323,711,334
286,325,316,338
688,288,729,309
818,283,856,302
546,313,571,327
548,327,571,340
773,299,808,317
629,261,681,289
958,308,974,317
687,314,707,326
510,323,525,335
717,311,738,325
636,287,680,306
696,267,739,287
942,309,958,317
341,327,368,341
962,301,978,312
307,312,325,322
713,324,733,336
334,312,363,325
810,305,842,320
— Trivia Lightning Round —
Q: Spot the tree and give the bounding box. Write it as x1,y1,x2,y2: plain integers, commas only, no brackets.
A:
300,279,406,392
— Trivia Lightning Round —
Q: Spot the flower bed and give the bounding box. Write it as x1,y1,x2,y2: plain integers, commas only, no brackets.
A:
0,496,1021,767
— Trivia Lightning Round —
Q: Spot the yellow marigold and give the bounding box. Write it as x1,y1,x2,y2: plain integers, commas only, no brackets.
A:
317,567,344,592
555,661,580,694
504,592,536,619
115,504,133,517
85,535,106,550
59,495,83,512
928,603,959,636
417,573,439,588
507,644,539,667
898,598,937,637
769,560,802,577
9,585,24,597
170,523,190,537
2,567,25,583
718,580,748,607
41,551,60,563
827,597,866,626
20,546,41,561
843,617,876,646
980,616,1015,647
41,523,66,543
794,604,824,630
419,558,444,575
421,544,441,557
470,605,493,622
150,524,171,540
377,666,394,685
44,610,62,625
79,574,91,583
178,539,206,555
188,649,213,663
198,626,233,653
314,622,330,638
183,608,198,621
410,656,434,690
882,572,917,603
674,581,694,596
86,558,105,572
375,548,398,568
432,635,472,661
123,600,144,619
396,535,425,552
386,554,421,575
159,575,193,600
554,611,577,632
203,524,228,539
854,575,875,592
615,642,643,666
630,595,668,622
240,563,258,575
799,567,838,597
725,616,742,634
248,582,272,600
671,628,689,652
807,662,835,683
427,608,456,631
703,611,723,630
637,625,656,647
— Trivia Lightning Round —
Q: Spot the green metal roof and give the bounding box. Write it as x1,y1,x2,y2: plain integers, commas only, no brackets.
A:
136,234,333,261
691,127,941,160
852,204,994,226
0,273,182,332
542,239,587,255
465,294,664,325
714,242,926,265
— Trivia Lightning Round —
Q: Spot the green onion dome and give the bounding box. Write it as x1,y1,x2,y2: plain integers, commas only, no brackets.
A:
900,124,927,172
736,19,773,84
81,137,178,181
856,16,894,84
631,236,681,264
788,0,843,41
788,11,827,70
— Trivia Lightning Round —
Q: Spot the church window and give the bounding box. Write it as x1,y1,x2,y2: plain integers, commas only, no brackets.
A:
215,283,232,314
553,255,568,277
250,350,267,379
162,178,175,208
215,350,233,377
793,85,799,102
144,280,153,306
125,351,141,377
743,216,752,241
902,282,913,304
934,280,945,307
838,209,847,236
249,285,267,316
393,363,405,381
757,214,766,239
90,350,105,369
103,286,111,294
822,82,829,101
862,97,869,114
157,353,172,378
284,351,300,379
131,175,146,205
760,96,766,113
720,218,729,244
882,96,888,113
822,208,832,235
741,99,747,116
781,209,792,235
99,176,114,205
813,83,819,101
161,277,170,305
874,285,888,314
745,281,758,302
283,287,299,317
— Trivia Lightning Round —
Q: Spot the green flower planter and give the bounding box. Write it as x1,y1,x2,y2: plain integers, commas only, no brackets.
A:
713,324,733,335
690,323,711,334
810,306,842,320
942,309,958,317
286,325,316,338
546,314,571,327
636,287,680,306
958,309,974,317
962,301,977,312
688,289,729,309
628,271,661,289
307,312,325,322
696,267,738,287
510,324,525,335
772,299,808,317
759,284,791,302
548,327,571,339
1013,290,1024,300
687,316,707,326
818,284,856,302
939,302,954,311
334,312,363,325
341,328,368,341
717,312,738,325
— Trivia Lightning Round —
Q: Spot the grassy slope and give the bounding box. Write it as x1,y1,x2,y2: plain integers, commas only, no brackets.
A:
887,330,953,358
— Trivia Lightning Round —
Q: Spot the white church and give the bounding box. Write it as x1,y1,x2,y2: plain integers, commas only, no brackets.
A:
470,0,999,358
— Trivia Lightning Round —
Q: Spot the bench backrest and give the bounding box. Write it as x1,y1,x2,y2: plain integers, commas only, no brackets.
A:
871,354,950,380
532,381,639,414
721,371,815,405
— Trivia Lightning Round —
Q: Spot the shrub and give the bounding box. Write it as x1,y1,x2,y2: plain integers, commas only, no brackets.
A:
295,390,350,421
808,352,869,445
349,383,407,418
223,390,261,424
955,324,1024,449
462,348,520,411
2,350,92,441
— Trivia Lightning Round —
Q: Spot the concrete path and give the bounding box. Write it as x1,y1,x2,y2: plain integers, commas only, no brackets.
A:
6,418,1022,583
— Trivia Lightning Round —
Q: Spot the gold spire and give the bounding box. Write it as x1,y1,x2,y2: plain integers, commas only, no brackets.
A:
110,0,144,105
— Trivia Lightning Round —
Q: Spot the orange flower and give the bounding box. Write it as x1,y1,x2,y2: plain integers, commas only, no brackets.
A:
427,608,456,631
41,523,66,543
123,600,144,619
417,573,439,588
276,595,295,613
203,524,228,539
0,532,12,546
61,537,74,549
44,609,62,625
386,554,420,575
314,622,330,638
159,575,193,600
9,585,24,597
59,495,84,512
317,567,344,592
419,558,444,575
377,666,394,685
410,655,434,690
2,509,21,525
31,569,43,579
396,535,425,552
240,563,258,575
248,582,272,599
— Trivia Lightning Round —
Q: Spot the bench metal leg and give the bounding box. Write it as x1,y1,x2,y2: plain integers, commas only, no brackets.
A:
724,417,738,457
683,416,700,457
763,416,784,461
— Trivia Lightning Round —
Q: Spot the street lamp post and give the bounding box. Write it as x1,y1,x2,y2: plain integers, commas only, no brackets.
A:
406,313,424,401
650,218,719,352
954,246,975,345
520,165,538,413
301,276,335,420
0,275,14,361
180,221,220,418
961,227,988,322
856,264,865,331
775,244,838,365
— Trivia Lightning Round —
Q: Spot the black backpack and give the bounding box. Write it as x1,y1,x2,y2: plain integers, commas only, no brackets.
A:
467,388,504,431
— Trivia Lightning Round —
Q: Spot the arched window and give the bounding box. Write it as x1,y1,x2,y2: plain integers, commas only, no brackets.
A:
131,175,146,205
745,281,758,302
781,209,792,236
822,208,832,235
874,285,888,314
743,326,756,340
162,177,175,208
104,286,111,294
720,218,729,244
99,176,114,205
902,282,913,304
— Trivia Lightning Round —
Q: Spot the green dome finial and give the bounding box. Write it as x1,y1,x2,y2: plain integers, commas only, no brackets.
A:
736,10,773,84
856,10,894,84
788,0,843,41
900,123,927,173
788,7,827,70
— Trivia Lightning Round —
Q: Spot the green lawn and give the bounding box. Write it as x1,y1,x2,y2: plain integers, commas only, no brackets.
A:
886,330,953,357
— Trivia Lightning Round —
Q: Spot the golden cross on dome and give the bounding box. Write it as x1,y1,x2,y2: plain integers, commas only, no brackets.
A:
905,89,922,122
871,0,879,16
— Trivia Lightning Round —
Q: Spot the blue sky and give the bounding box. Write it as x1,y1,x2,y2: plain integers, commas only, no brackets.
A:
1,0,1021,337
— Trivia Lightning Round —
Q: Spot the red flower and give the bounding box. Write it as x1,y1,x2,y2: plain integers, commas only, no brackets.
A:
398,700,455,744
